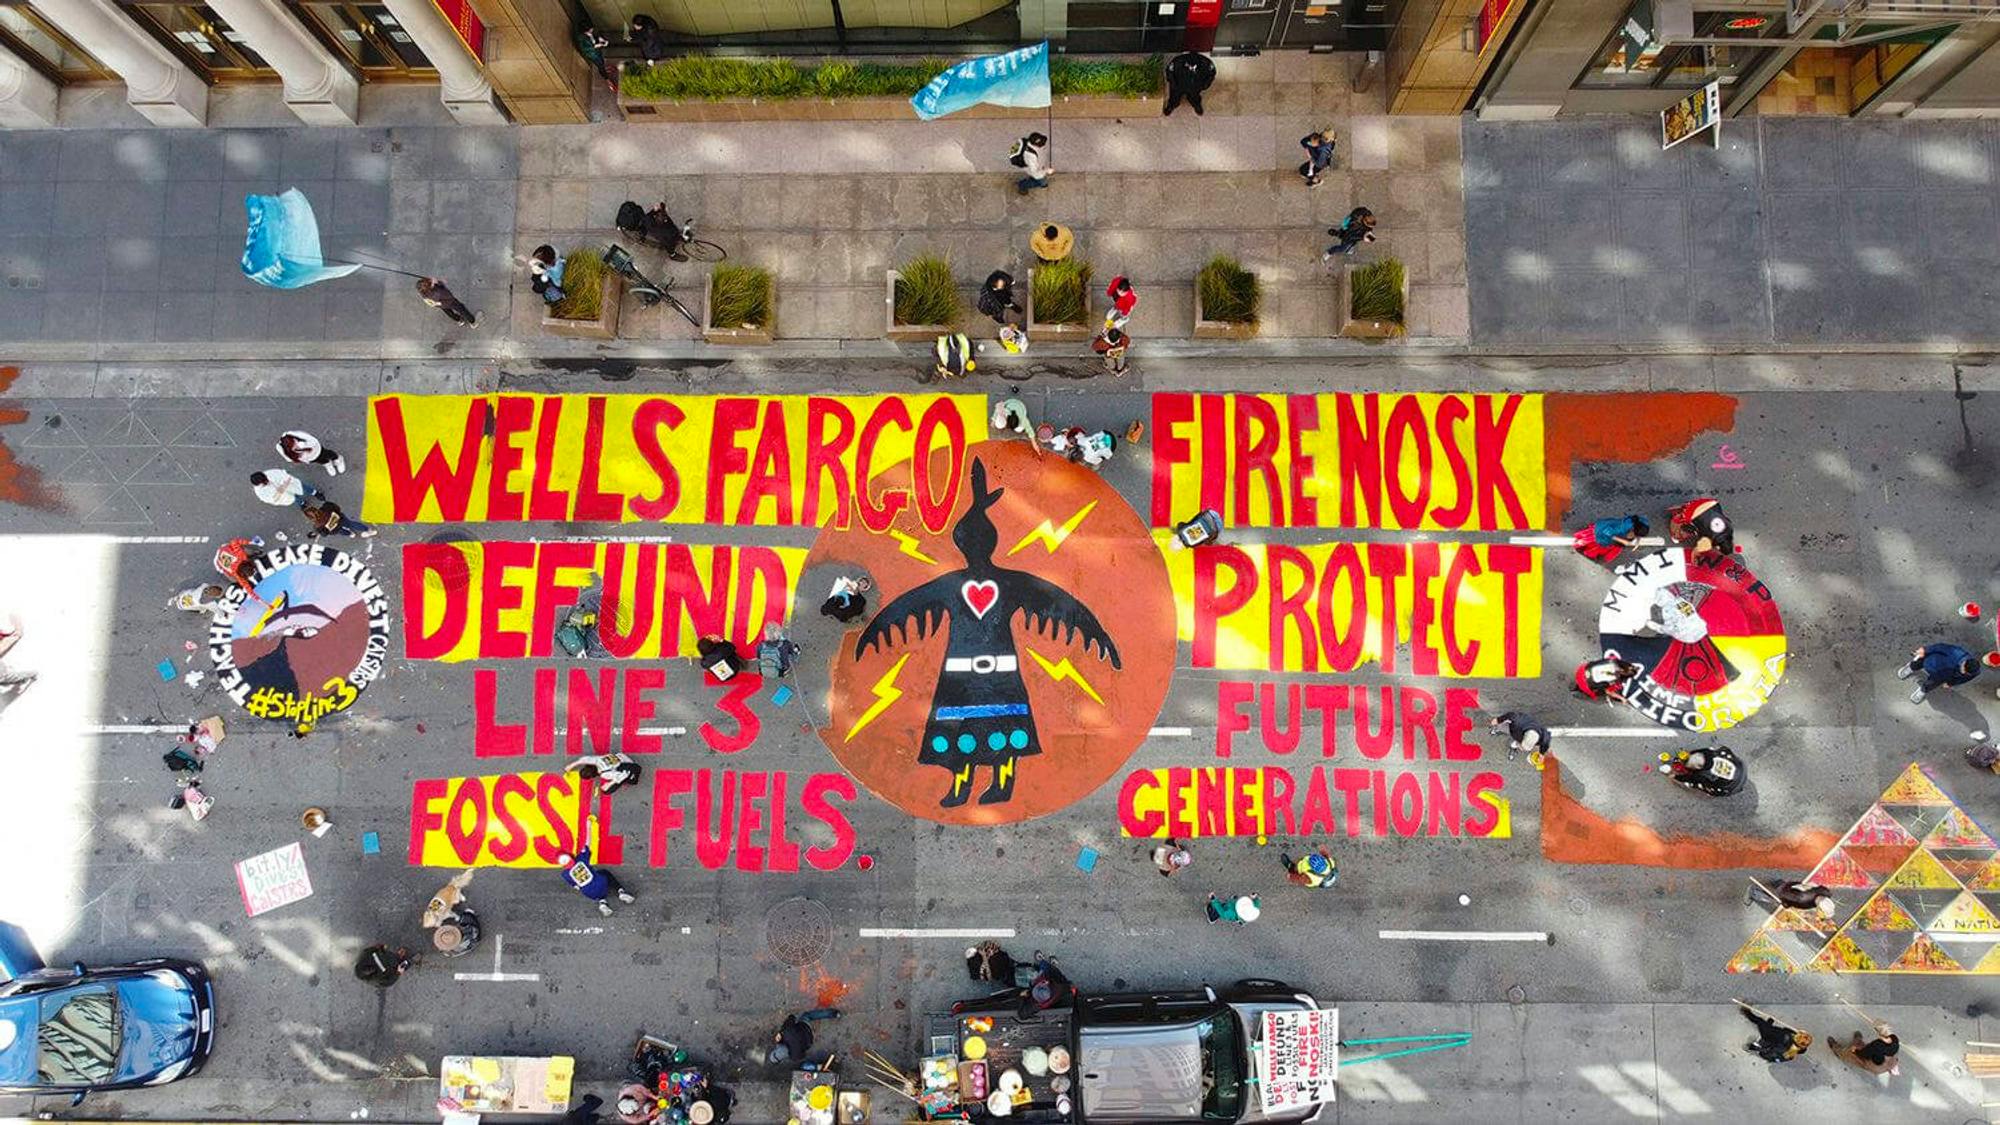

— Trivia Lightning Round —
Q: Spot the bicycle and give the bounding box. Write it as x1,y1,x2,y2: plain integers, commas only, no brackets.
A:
676,220,726,263
603,243,701,330
615,202,726,263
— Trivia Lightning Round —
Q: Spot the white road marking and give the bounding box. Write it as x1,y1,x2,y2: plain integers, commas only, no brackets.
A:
860,927,1017,939
1507,535,1668,548
1548,726,1676,738
1148,726,1194,737
80,724,188,735
553,725,689,736
108,535,212,544
554,927,603,936
1379,930,1552,943
454,933,540,982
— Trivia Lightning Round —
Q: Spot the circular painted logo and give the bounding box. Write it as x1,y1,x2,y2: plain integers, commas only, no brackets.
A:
1597,549,1787,731
810,440,1177,825
208,543,391,726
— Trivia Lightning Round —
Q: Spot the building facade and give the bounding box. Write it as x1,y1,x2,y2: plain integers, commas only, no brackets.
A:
1473,0,2000,119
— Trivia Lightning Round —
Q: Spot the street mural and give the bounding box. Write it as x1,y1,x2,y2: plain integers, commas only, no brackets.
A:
366,391,1555,863
1730,764,2000,975
1597,550,1787,731
208,542,391,726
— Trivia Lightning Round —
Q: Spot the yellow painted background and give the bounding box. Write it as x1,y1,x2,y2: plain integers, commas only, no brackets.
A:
414,772,590,867
1156,393,1546,530
364,393,990,524
1161,539,1544,677
412,541,807,662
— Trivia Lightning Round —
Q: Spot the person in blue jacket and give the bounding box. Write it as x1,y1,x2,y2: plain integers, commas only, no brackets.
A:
555,814,638,917
1899,642,1981,704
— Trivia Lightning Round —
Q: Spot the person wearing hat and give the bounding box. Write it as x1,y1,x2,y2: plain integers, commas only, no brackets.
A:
1151,838,1193,877
1030,223,1073,264
1206,893,1261,925
766,1009,840,1066
1282,845,1337,889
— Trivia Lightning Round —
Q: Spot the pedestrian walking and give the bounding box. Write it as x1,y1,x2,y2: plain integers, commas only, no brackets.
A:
1323,207,1377,259
1830,1024,1900,1074
277,430,346,475
1162,50,1215,116
821,575,870,623
965,940,1018,985
1151,838,1192,877
353,944,414,988
1668,497,1733,561
556,816,638,917
300,494,377,539
250,468,321,509
1170,508,1224,549
0,613,36,694
1899,642,1980,704
566,752,642,796
529,245,568,305
1739,1002,1810,1061
1104,275,1137,330
1206,893,1261,925
758,622,800,678
766,1009,840,1066
1573,513,1649,563
1489,711,1552,770
1573,655,1641,702
1298,129,1336,186
1282,845,1337,888
1747,877,1834,916
977,269,1021,325
417,277,477,327
574,24,617,91
1091,324,1130,376
1011,132,1052,194
628,13,667,62
929,331,976,382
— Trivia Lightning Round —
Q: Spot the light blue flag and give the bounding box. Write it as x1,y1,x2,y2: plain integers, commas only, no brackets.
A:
911,41,1051,121
241,188,361,290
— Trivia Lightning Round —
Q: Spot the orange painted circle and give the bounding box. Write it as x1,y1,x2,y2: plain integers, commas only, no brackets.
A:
808,440,1176,825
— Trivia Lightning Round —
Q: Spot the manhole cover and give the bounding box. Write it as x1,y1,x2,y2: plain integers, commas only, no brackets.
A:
1506,985,1527,1005
766,897,833,967
1566,896,1589,916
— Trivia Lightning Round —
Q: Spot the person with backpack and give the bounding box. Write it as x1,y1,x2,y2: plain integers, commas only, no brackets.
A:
1011,132,1052,194
301,494,376,539
931,332,976,381
1298,130,1335,186
1324,207,1377,259
529,245,567,305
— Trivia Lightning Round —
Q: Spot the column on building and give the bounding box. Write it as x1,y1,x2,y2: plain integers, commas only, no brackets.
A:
205,0,358,124
376,0,505,123
0,38,58,127
31,0,205,125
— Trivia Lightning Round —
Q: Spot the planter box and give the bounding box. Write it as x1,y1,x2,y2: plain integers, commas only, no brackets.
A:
703,270,775,345
541,273,623,340
1024,267,1096,342
1339,262,1409,341
618,91,1152,123
885,268,961,343
1193,283,1259,341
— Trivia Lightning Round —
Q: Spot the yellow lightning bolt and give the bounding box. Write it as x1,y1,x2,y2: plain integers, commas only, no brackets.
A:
249,592,288,638
1007,501,1097,557
1026,648,1105,705
888,530,939,565
844,653,912,742
998,759,1015,786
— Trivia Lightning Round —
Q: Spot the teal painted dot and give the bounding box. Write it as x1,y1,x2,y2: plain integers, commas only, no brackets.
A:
931,736,947,753
988,731,1007,750
1010,729,1029,750
958,734,976,752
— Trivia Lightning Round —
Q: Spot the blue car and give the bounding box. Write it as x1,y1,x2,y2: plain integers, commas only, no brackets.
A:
0,923,216,1104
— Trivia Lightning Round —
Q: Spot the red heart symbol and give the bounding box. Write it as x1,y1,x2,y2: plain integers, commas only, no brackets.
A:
961,580,999,619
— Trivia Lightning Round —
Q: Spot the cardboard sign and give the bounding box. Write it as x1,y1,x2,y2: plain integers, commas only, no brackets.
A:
235,841,313,916
1259,1008,1338,1112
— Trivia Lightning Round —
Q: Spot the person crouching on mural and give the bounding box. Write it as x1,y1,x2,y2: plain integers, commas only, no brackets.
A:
821,575,871,623
213,537,266,603
1489,711,1553,771
1170,509,1224,550
1572,513,1649,564
1669,497,1734,562
1151,838,1193,877
557,814,638,917
567,752,642,796
1660,746,1745,796
1573,655,1642,702
1739,1003,1810,1062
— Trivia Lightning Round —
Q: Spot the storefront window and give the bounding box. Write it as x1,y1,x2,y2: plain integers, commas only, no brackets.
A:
1576,5,1780,90
0,2,111,81
297,1,433,76
123,2,274,80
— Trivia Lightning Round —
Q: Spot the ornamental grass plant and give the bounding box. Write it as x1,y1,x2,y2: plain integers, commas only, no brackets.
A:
894,254,961,326
621,55,1162,101
1348,258,1406,334
547,249,605,321
1196,255,1260,326
1031,257,1093,325
709,263,773,328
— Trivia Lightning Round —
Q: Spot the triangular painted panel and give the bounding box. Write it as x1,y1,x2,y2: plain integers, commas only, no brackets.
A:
1846,804,1919,847
1726,930,1797,975
1888,933,1962,972
1883,848,1962,891
1851,889,1919,931
1806,848,1877,889
1925,808,1996,850
1928,891,2000,935
1880,763,1953,806
1807,931,1877,973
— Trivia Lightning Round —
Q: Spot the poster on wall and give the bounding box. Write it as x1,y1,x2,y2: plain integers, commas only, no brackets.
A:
1662,81,1721,150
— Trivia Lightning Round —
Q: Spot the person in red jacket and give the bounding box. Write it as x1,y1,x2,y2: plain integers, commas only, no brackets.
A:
1105,275,1137,329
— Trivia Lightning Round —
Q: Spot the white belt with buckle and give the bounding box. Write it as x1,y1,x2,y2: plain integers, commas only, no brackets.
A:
945,655,1018,674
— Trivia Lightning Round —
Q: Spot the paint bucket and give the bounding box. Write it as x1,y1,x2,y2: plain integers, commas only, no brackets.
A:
1964,602,1984,621
301,807,329,832
856,854,875,871
1984,652,2000,669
